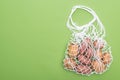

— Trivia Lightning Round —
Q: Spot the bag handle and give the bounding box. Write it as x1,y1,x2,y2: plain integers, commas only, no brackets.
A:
67,5,105,38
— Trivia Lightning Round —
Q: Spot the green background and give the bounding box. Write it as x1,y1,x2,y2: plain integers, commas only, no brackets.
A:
0,0,119,80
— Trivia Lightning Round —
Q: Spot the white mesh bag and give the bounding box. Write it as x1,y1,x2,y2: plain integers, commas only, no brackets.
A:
63,5,113,76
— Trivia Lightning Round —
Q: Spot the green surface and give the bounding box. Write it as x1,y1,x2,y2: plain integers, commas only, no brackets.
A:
0,0,119,80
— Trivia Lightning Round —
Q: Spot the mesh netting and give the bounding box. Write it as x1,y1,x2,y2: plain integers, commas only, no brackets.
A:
63,5,113,76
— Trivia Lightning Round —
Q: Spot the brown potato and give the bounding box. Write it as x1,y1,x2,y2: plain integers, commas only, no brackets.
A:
91,60,106,73
93,40,104,49
67,43,79,57
102,52,112,65
63,58,76,70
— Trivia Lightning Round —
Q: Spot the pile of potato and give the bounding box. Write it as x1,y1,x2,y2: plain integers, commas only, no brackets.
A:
63,37,112,75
